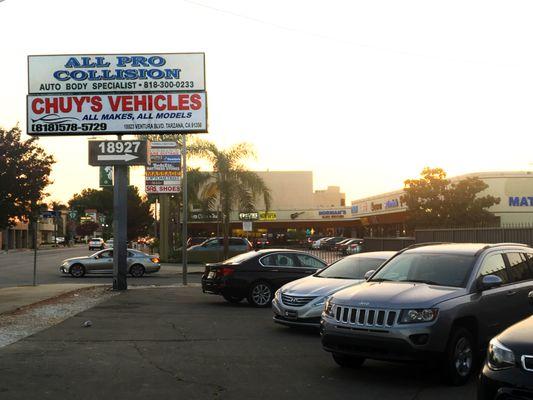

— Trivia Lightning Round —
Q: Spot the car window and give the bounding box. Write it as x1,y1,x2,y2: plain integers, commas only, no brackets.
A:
261,253,297,267
478,253,509,284
204,239,221,248
99,250,113,258
127,251,135,257
229,238,245,246
317,257,386,279
371,253,475,287
294,254,326,269
506,253,532,283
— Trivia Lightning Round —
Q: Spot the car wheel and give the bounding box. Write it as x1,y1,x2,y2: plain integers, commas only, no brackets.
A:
444,327,476,386
332,353,366,368
69,264,86,278
130,264,145,278
222,294,244,303
247,281,273,307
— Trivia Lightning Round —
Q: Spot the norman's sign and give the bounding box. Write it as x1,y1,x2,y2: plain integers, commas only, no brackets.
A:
318,210,346,219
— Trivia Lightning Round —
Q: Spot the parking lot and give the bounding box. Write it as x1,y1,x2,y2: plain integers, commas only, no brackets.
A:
0,286,476,400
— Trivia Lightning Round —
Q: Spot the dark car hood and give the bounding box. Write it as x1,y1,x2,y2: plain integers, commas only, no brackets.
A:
498,316,533,355
331,281,466,309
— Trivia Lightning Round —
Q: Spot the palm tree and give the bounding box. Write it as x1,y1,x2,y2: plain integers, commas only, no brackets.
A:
189,140,271,258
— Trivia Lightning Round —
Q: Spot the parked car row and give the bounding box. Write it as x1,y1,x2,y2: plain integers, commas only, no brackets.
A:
309,236,364,254
202,242,533,395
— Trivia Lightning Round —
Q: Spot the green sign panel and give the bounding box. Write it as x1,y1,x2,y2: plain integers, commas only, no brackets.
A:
100,166,113,187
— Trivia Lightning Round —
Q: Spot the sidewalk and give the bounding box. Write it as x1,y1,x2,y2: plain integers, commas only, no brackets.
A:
161,263,205,274
0,283,100,315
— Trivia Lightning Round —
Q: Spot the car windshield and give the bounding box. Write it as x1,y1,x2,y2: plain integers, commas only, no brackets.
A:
370,252,475,287
221,251,256,264
316,257,387,279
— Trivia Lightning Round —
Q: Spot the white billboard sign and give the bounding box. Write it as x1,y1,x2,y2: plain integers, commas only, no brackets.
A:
27,92,207,135
28,53,205,94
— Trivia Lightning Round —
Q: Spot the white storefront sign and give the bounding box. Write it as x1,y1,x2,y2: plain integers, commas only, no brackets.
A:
145,142,182,194
28,53,205,94
27,92,207,135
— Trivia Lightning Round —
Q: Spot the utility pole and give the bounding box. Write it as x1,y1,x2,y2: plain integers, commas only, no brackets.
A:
33,217,38,286
182,134,188,285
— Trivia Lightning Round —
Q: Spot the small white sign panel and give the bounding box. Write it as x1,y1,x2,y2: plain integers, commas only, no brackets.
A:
28,53,205,94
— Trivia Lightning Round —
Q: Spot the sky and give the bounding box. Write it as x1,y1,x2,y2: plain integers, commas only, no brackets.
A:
2,0,533,205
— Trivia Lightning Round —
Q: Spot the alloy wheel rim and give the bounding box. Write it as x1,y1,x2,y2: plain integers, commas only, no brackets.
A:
72,266,83,277
252,284,271,305
454,337,473,377
132,265,143,277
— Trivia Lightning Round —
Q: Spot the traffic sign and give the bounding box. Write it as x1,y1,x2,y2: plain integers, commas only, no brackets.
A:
89,140,148,166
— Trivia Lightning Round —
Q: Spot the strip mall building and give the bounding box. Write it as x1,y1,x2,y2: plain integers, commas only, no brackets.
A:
188,171,533,239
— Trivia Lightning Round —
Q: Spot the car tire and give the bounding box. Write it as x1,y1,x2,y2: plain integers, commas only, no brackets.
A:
247,281,273,307
444,327,476,386
129,264,145,278
222,294,244,303
332,353,366,368
69,264,86,278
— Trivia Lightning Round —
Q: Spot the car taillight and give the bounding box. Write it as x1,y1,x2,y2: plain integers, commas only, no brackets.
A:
217,267,234,277
151,257,160,263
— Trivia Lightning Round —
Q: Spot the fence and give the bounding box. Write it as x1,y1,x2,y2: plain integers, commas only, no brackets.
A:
415,226,533,246
361,237,415,252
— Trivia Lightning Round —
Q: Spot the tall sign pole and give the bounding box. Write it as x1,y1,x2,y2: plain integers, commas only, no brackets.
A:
113,135,128,290
182,135,188,285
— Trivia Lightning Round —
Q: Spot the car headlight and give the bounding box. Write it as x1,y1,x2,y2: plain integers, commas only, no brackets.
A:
399,309,438,324
313,296,327,307
324,298,335,316
488,338,515,370
275,289,281,300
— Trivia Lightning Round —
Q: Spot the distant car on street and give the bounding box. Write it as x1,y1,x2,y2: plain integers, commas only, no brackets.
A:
187,237,252,264
88,238,105,251
202,249,327,307
311,237,331,249
105,239,114,249
321,237,346,251
59,248,160,278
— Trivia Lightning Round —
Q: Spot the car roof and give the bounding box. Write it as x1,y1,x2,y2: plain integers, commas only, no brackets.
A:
402,242,531,256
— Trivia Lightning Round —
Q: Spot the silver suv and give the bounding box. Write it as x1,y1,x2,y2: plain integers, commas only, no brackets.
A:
321,243,533,385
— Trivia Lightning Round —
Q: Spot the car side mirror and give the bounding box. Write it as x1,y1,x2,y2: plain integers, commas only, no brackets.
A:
478,275,503,291
364,270,376,281
528,290,533,305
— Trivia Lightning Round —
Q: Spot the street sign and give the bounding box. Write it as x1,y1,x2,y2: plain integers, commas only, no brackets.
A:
100,166,113,187
89,140,148,166
68,210,78,220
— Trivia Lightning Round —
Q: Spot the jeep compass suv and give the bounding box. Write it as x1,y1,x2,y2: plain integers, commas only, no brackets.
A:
321,243,533,385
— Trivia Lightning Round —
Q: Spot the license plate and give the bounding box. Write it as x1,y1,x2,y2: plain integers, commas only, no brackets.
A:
284,310,298,320
207,271,215,279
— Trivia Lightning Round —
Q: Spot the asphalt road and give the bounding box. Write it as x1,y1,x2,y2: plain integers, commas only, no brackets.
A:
0,287,476,400
0,246,201,288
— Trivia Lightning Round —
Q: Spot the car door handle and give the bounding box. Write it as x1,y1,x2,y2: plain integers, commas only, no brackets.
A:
506,290,518,297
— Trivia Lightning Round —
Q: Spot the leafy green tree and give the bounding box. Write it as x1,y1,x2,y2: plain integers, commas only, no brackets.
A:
403,167,500,229
76,221,100,237
189,140,271,258
68,186,153,240
0,126,55,230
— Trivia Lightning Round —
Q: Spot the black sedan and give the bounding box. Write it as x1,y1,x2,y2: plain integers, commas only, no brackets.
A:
201,249,328,307
478,301,533,399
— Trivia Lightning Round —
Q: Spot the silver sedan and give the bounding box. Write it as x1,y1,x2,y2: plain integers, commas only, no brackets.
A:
59,249,161,278
272,251,396,328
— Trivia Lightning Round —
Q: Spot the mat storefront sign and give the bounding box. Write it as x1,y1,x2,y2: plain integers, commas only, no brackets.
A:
28,53,205,94
27,92,207,135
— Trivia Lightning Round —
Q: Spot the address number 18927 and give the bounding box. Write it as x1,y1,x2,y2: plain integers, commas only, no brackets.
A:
98,141,141,154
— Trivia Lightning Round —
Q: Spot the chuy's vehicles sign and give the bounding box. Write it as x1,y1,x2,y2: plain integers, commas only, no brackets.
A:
27,92,207,135
28,53,205,94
